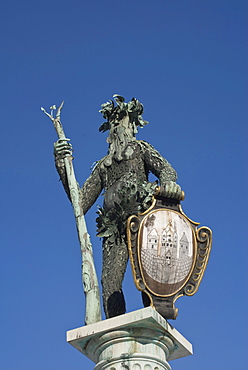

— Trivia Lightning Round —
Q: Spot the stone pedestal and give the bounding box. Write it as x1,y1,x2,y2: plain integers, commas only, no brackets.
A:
67,307,193,370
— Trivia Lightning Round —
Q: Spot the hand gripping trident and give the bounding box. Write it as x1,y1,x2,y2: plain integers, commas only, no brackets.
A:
41,102,102,325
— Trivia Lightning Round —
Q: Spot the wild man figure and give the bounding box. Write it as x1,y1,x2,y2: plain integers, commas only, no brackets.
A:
54,95,182,318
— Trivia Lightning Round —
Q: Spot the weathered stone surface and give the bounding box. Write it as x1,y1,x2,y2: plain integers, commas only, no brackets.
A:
67,307,193,369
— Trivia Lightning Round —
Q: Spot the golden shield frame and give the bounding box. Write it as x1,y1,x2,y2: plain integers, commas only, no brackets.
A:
127,187,212,320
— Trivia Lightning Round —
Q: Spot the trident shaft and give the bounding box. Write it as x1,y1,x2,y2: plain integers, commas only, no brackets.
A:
41,102,102,325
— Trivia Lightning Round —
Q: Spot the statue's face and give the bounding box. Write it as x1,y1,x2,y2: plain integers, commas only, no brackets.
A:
107,114,135,144
105,114,136,162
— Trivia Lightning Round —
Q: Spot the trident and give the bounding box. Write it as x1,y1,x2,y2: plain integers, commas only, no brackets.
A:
41,102,102,325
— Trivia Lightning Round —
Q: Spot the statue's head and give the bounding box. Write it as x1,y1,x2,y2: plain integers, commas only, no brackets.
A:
99,94,148,135
99,95,148,162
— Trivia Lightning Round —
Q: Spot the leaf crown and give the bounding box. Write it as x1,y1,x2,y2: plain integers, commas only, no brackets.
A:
99,94,149,133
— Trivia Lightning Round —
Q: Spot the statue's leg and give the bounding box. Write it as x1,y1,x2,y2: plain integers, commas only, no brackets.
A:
101,238,129,318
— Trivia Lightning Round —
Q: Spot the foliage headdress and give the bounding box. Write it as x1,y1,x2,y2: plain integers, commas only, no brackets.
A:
99,94,149,134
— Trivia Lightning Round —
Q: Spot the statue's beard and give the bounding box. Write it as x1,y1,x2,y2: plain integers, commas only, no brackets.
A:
105,125,134,166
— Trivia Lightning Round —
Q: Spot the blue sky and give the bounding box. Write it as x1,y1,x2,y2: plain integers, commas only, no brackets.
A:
1,1,247,369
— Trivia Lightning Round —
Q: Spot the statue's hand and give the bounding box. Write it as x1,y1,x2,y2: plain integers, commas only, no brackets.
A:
54,138,73,159
165,181,182,200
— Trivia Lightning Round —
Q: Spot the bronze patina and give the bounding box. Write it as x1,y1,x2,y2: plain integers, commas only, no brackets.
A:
44,95,211,321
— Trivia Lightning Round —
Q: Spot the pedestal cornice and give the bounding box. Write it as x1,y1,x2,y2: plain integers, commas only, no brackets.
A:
67,307,193,369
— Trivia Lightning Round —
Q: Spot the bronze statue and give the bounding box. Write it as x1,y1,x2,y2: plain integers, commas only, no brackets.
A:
53,95,182,319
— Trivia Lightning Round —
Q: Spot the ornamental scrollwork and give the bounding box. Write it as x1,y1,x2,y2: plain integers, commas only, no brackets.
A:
184,226,212,296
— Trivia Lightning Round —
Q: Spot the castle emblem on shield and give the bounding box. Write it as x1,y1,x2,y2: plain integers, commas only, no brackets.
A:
142,212,193,288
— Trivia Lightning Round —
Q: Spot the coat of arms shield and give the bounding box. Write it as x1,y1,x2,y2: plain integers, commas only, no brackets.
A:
127,186,212,319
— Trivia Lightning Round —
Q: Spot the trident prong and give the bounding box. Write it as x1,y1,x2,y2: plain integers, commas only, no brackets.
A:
40,106,54,121
41,101,64,122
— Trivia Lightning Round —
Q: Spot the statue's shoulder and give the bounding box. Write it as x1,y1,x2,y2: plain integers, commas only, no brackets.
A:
90,156,108,172
137,140,167,163
136,139,156,152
